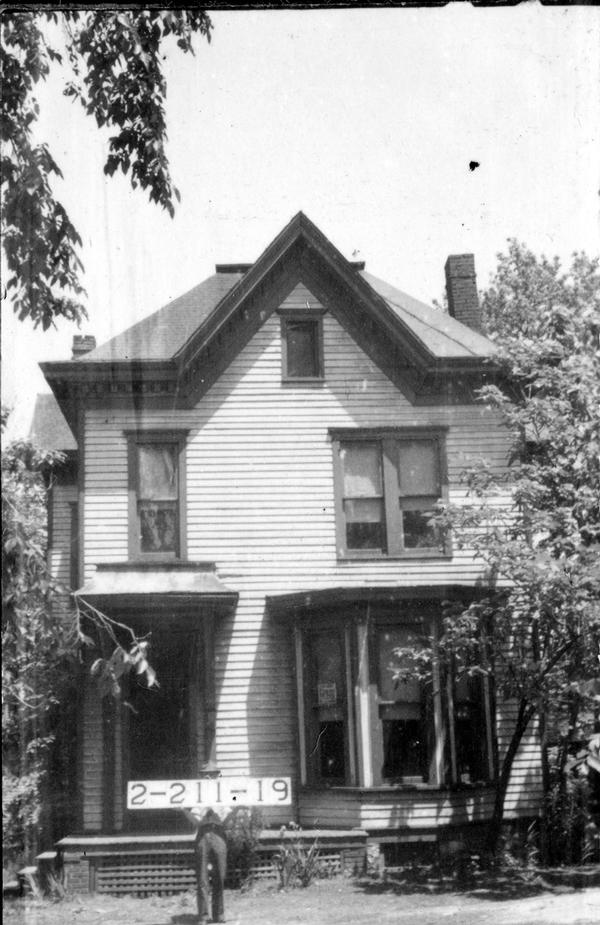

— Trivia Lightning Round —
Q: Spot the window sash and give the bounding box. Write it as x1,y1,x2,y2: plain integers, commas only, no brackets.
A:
305,630,350,784
137,443,178,500
281,312,324,381
138,500,178,554
286,319,320,378
334,431,447,557
341,441,386,551
375,622,435,784
447,655,492,784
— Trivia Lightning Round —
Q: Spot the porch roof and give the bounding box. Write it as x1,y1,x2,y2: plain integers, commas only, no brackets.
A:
75,561,238,614
266,584,491,620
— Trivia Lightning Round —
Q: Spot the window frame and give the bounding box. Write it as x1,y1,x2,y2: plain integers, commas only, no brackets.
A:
125,430,188,561
372,619,437,786
304,626,351,786
295,607,494,792
446,651,495,785
330,427,451,560
279,308,325,383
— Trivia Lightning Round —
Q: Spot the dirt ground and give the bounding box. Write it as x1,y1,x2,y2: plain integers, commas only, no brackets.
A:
3,878,599,925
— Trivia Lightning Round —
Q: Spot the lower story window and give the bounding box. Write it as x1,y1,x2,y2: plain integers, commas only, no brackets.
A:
298,605,493,789
377,624,433,783
453,672,490,784
306,630,348,785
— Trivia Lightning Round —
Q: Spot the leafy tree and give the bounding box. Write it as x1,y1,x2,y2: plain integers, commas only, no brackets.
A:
395,242,600,859
2,417,75,864
459,243,599,857
1,411,156,865
1,9,212,329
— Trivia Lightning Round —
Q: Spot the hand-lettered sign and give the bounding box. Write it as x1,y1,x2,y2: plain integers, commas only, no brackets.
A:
127,776,292,810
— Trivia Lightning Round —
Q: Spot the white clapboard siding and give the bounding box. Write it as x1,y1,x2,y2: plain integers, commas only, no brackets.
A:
49,482,77,618
79,282,537,828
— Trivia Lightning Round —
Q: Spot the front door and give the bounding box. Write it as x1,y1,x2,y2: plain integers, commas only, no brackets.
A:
124,629,197,831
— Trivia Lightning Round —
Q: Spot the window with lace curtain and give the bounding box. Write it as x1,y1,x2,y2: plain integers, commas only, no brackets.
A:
330,428,450,559
125,430,188,559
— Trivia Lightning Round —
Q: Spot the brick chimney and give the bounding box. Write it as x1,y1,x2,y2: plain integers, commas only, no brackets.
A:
444,254,482,333
72,335,96,359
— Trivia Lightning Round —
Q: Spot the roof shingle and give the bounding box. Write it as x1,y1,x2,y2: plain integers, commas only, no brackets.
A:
81,272,244,363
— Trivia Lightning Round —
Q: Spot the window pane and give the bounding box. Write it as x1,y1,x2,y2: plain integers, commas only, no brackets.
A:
382,719,426,780
341,443,382,496
344,499,385,549
314,633,343,703
286,320,319,377
402,509,440,549
138,444,177,499
378,627,423,702
397,440,438,495
312,635,346,782
139,502,177,553
319,721,345,780
454,675,488,782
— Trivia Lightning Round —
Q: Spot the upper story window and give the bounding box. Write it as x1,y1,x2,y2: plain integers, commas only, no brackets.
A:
280,310,325,382
125,431,188,560
331,428,449,558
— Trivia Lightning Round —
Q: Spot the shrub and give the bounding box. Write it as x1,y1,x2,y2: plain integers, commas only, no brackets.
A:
275,823,322,888
224,807,264,887
545,770,597,866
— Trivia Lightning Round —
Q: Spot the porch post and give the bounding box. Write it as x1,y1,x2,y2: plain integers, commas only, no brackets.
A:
101,694,116,832
431,620,445,787
203,610,217,766
344,624,357,785
293,625,307,786
355,620,373,787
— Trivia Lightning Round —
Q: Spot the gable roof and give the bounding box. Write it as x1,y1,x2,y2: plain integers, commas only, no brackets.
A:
78,264,494,366
360,272,495,360
85,271,244,363
29,392,77,452
41,212,498,427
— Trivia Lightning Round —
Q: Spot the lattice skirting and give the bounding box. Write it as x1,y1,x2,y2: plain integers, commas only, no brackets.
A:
94,854,196,895
58,834,367,895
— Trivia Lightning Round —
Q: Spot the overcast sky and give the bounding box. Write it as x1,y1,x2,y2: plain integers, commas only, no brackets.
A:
2,4,599,438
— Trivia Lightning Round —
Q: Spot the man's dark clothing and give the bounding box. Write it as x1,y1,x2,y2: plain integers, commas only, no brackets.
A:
194,812,227,924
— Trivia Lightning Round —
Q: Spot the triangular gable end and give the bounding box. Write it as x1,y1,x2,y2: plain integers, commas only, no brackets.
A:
175,213,439,407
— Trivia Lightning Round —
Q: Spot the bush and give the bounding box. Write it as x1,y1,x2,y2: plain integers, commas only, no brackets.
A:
545,771,597,866
2,770,44,865
224,807,263,887
275,823,323,888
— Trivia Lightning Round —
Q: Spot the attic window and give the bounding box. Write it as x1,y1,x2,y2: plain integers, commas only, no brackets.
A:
280,311,324,382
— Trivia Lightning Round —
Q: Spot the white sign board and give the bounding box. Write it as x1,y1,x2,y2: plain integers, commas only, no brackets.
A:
127,776,292,810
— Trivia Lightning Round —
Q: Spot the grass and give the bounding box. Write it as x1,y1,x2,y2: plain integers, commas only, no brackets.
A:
2,876,599,925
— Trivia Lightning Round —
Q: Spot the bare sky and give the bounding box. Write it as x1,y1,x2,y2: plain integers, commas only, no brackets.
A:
2,4,599,438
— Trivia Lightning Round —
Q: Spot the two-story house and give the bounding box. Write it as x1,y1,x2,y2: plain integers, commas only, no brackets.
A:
34,213,542,892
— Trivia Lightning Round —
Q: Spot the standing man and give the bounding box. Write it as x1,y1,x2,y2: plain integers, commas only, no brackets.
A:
181,764,229,925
